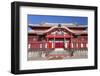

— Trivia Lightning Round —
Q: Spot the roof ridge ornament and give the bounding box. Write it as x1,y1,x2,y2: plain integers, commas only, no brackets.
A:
58,24,61,27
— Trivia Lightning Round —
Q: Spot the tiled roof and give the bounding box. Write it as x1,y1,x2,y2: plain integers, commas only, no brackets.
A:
28,25,87,35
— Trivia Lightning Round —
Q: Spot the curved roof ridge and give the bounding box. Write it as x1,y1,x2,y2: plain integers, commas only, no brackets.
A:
44,25,74,34
44,26,58,33
61,26,74,33
28,26,87,34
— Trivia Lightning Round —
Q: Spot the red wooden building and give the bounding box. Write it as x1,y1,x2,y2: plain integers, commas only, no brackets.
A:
28,23,88,52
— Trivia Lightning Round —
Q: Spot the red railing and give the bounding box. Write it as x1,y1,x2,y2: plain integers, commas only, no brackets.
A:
29,41,46,49
28,41,87,51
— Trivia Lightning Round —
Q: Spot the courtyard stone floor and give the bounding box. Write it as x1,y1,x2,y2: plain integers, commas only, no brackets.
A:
28,49,88,61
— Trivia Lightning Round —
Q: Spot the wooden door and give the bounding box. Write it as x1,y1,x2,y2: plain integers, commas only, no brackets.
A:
55,42,64,48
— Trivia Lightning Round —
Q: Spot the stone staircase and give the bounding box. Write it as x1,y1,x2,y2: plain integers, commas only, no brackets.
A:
48,48,70,55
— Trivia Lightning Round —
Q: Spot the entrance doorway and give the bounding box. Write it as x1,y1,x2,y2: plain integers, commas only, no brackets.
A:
55,39,64,48
55,42,64,48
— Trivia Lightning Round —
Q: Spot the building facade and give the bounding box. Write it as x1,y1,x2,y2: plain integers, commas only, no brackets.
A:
28,23,88,59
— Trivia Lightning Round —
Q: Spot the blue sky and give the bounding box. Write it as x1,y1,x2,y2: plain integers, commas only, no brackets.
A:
28,15,88,25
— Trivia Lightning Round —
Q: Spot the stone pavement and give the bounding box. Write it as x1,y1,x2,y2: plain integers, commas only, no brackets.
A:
28,49,88,61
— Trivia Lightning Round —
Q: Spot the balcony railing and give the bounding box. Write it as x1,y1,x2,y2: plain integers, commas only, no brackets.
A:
28,41,88,52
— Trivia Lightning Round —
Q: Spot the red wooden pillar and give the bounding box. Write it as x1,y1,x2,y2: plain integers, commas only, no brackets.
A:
75,40,77,49
47,33,48,49
78,41,81,49
54,34,55,49
67,42,70,49
64,36,65,49
42,41,45,49
70,34,72,49
83,42,86,48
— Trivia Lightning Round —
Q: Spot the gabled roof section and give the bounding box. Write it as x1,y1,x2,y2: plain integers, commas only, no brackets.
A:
28,23,87,35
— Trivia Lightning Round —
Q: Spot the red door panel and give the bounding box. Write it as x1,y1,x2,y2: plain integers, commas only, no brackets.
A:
47,42,52,49
55,42,63,48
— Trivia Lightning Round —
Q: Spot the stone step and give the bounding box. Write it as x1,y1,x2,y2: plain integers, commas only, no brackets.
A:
54,48,64,51
49,50,69,54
